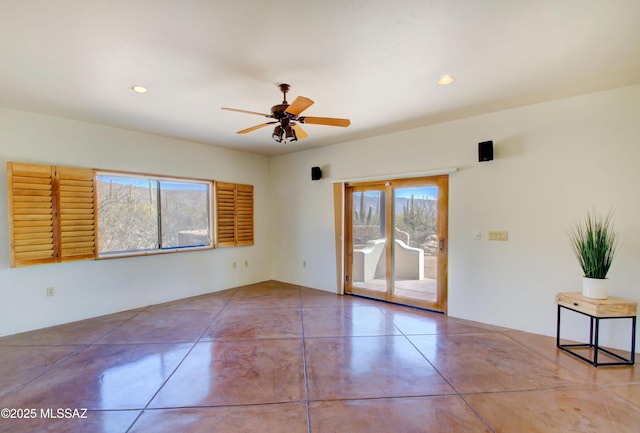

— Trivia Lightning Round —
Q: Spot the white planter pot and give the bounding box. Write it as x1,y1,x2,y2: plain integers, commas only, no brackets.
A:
582,277,608,299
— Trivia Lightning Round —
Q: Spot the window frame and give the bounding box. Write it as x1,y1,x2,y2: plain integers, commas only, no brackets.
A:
95,170,215,259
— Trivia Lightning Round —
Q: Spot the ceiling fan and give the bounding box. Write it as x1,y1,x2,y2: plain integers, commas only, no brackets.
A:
221,83,350,143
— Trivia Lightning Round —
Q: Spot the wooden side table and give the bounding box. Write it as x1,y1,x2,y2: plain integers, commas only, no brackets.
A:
556,292,637,366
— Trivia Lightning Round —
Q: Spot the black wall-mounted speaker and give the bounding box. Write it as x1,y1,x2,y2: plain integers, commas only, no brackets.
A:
478,140,494,162
311,166,322,180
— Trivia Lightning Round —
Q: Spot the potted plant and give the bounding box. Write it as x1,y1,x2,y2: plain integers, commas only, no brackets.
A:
568,210,618,299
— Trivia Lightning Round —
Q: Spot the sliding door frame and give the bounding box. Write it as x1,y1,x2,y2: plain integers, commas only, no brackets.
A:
344,175,449,313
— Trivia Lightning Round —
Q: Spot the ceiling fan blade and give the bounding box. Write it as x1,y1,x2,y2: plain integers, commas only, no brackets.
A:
222,107,271,117
299,116,351,127
236,123,273,134
292,123,309,140
285,96,314,116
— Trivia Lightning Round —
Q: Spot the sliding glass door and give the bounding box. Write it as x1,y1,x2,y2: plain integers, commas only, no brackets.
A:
345,176,448,312
348,185,387,296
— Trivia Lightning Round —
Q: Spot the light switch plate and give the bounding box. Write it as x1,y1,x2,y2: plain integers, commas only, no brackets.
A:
488,230,508,241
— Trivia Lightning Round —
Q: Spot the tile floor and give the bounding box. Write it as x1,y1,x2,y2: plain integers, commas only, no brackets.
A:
0,280,639,432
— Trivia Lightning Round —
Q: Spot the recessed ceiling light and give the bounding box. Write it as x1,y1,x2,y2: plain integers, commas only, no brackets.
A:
437,75,455,85
131,85,148,93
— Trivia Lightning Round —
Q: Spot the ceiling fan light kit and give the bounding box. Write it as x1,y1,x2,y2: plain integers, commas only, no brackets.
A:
222,83,350,143
272,123,298,143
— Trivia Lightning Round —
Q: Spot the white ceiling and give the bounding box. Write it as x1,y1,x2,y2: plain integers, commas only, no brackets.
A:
1,0,639,156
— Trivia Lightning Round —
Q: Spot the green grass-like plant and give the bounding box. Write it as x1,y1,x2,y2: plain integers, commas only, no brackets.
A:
568,210,617,279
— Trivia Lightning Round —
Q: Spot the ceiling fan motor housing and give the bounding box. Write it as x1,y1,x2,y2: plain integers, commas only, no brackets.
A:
271,104,290,119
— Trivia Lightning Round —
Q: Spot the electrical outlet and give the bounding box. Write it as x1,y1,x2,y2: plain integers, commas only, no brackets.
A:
473,231,481,240
46,287,55,297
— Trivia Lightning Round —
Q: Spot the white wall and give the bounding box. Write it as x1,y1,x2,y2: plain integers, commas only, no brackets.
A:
2,86,639,349
270,85,640,350
0,107,271,337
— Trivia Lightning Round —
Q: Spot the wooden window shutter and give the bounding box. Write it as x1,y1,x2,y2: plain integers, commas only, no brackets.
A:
215,182,254,247
7,162,96,267
7,162,57,267
58,166,96,262
235,184,254,246
216,182,236,247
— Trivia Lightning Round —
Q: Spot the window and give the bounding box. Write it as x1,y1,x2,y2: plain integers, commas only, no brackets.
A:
8,161,253,267
96,172,213,257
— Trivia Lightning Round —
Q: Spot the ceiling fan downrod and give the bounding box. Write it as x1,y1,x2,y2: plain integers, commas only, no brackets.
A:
279,83,290,105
